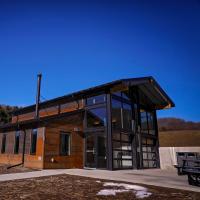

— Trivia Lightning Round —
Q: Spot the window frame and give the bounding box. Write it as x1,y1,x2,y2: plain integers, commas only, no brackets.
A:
85,105,107,130
60,132,71,156
86,94,106,106
30,129,37,155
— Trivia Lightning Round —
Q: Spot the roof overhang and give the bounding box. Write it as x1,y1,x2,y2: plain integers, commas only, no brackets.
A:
11,76,174,116
122,77,175,110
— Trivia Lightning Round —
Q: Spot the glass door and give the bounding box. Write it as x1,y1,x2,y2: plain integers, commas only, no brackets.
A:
97,135,107,168
85,133,107,169
85,134,96,168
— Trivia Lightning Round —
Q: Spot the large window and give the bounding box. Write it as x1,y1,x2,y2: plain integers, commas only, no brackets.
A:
14,131,20,154
111,95,134,169
1,134,6,154
87,107,107,128
112,99,122,129
140,110,156,135
60,132,70,156
111,97,133,131
122,103,132,130
30,129,37,155
112,131,133,169
142,138,157,168
86,94,106,106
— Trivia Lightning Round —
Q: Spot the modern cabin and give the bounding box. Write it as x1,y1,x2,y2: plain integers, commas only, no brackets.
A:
0,77,174,170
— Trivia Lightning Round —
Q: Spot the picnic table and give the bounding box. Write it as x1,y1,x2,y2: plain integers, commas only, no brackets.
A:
175,158,200,187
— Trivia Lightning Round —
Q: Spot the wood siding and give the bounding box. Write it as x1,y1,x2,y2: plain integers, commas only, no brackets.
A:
44,113,84,169
0,127,45,169
11,100,84,123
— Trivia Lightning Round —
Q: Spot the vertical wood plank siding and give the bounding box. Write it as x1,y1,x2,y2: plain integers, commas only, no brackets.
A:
44,113,84,169
5,132,15,154
0,128,45,169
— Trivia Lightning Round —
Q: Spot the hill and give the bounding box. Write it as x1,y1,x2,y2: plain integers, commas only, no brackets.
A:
158,117,200,131
0,105,18,125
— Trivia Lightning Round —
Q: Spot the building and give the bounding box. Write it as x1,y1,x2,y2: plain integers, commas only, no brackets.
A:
159,130,200,169
0,77,174,170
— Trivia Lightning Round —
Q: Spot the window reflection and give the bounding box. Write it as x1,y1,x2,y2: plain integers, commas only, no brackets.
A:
123,103,132,130
140,110,155,135
86,94,106,106
87,107,107,128
111,98,122,129
140,110,148,133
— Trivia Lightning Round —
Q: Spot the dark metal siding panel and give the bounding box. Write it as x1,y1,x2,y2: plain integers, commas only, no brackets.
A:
5,132,15,154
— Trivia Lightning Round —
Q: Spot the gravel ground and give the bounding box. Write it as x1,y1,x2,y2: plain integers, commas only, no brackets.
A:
0,174,199,200
0,164,37,174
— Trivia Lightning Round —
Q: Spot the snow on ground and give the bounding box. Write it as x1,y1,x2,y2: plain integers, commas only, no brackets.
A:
97,182,152,199
97,189,128,196
96,180,101,183
103,182,147,191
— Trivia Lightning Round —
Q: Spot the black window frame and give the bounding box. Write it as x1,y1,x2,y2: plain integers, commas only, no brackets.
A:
111,95,134,133
60,132,71,156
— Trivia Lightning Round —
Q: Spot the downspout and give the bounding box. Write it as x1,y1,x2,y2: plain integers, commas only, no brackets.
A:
7,74,42,169
21,129,27,166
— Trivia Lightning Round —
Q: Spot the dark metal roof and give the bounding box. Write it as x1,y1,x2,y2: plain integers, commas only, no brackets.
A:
11,76,175,115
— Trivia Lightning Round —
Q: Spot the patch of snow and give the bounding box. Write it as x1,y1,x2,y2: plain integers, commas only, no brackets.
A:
97,189,129,196
103,182,147,191
97,182,152,199
135,191,152,199
96,180,101,183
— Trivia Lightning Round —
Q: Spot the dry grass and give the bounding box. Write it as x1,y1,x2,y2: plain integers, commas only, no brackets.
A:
0,174,199,200
0,164,37,174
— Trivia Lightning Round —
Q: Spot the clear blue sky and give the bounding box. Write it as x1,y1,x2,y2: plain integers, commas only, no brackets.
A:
0,0,200,121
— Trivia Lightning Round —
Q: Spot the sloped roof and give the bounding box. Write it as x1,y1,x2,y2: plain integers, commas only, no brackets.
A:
12,76,175,115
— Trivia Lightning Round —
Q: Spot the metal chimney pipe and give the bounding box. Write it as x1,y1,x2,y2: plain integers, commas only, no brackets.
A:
35,74,42,119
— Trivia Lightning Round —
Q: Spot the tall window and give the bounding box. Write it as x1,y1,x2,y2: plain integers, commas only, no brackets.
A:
60,132,70,156
1,134,6,154
87,107,107,128
111,97,133,131
122,103,132,130
14,131,20,154
86,94,106,106
30,129,37,155
142,138,157,168
112,99,122,130
140,110,155,135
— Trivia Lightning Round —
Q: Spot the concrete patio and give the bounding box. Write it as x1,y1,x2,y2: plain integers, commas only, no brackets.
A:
0,168,199,192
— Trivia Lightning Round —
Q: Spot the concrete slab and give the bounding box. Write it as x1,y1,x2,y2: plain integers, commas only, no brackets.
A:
0,168,199,193
0,169,66,182
63,169,200,193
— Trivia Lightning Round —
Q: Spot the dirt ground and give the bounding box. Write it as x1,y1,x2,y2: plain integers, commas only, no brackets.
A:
0,174,199,200
0,164,37,174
